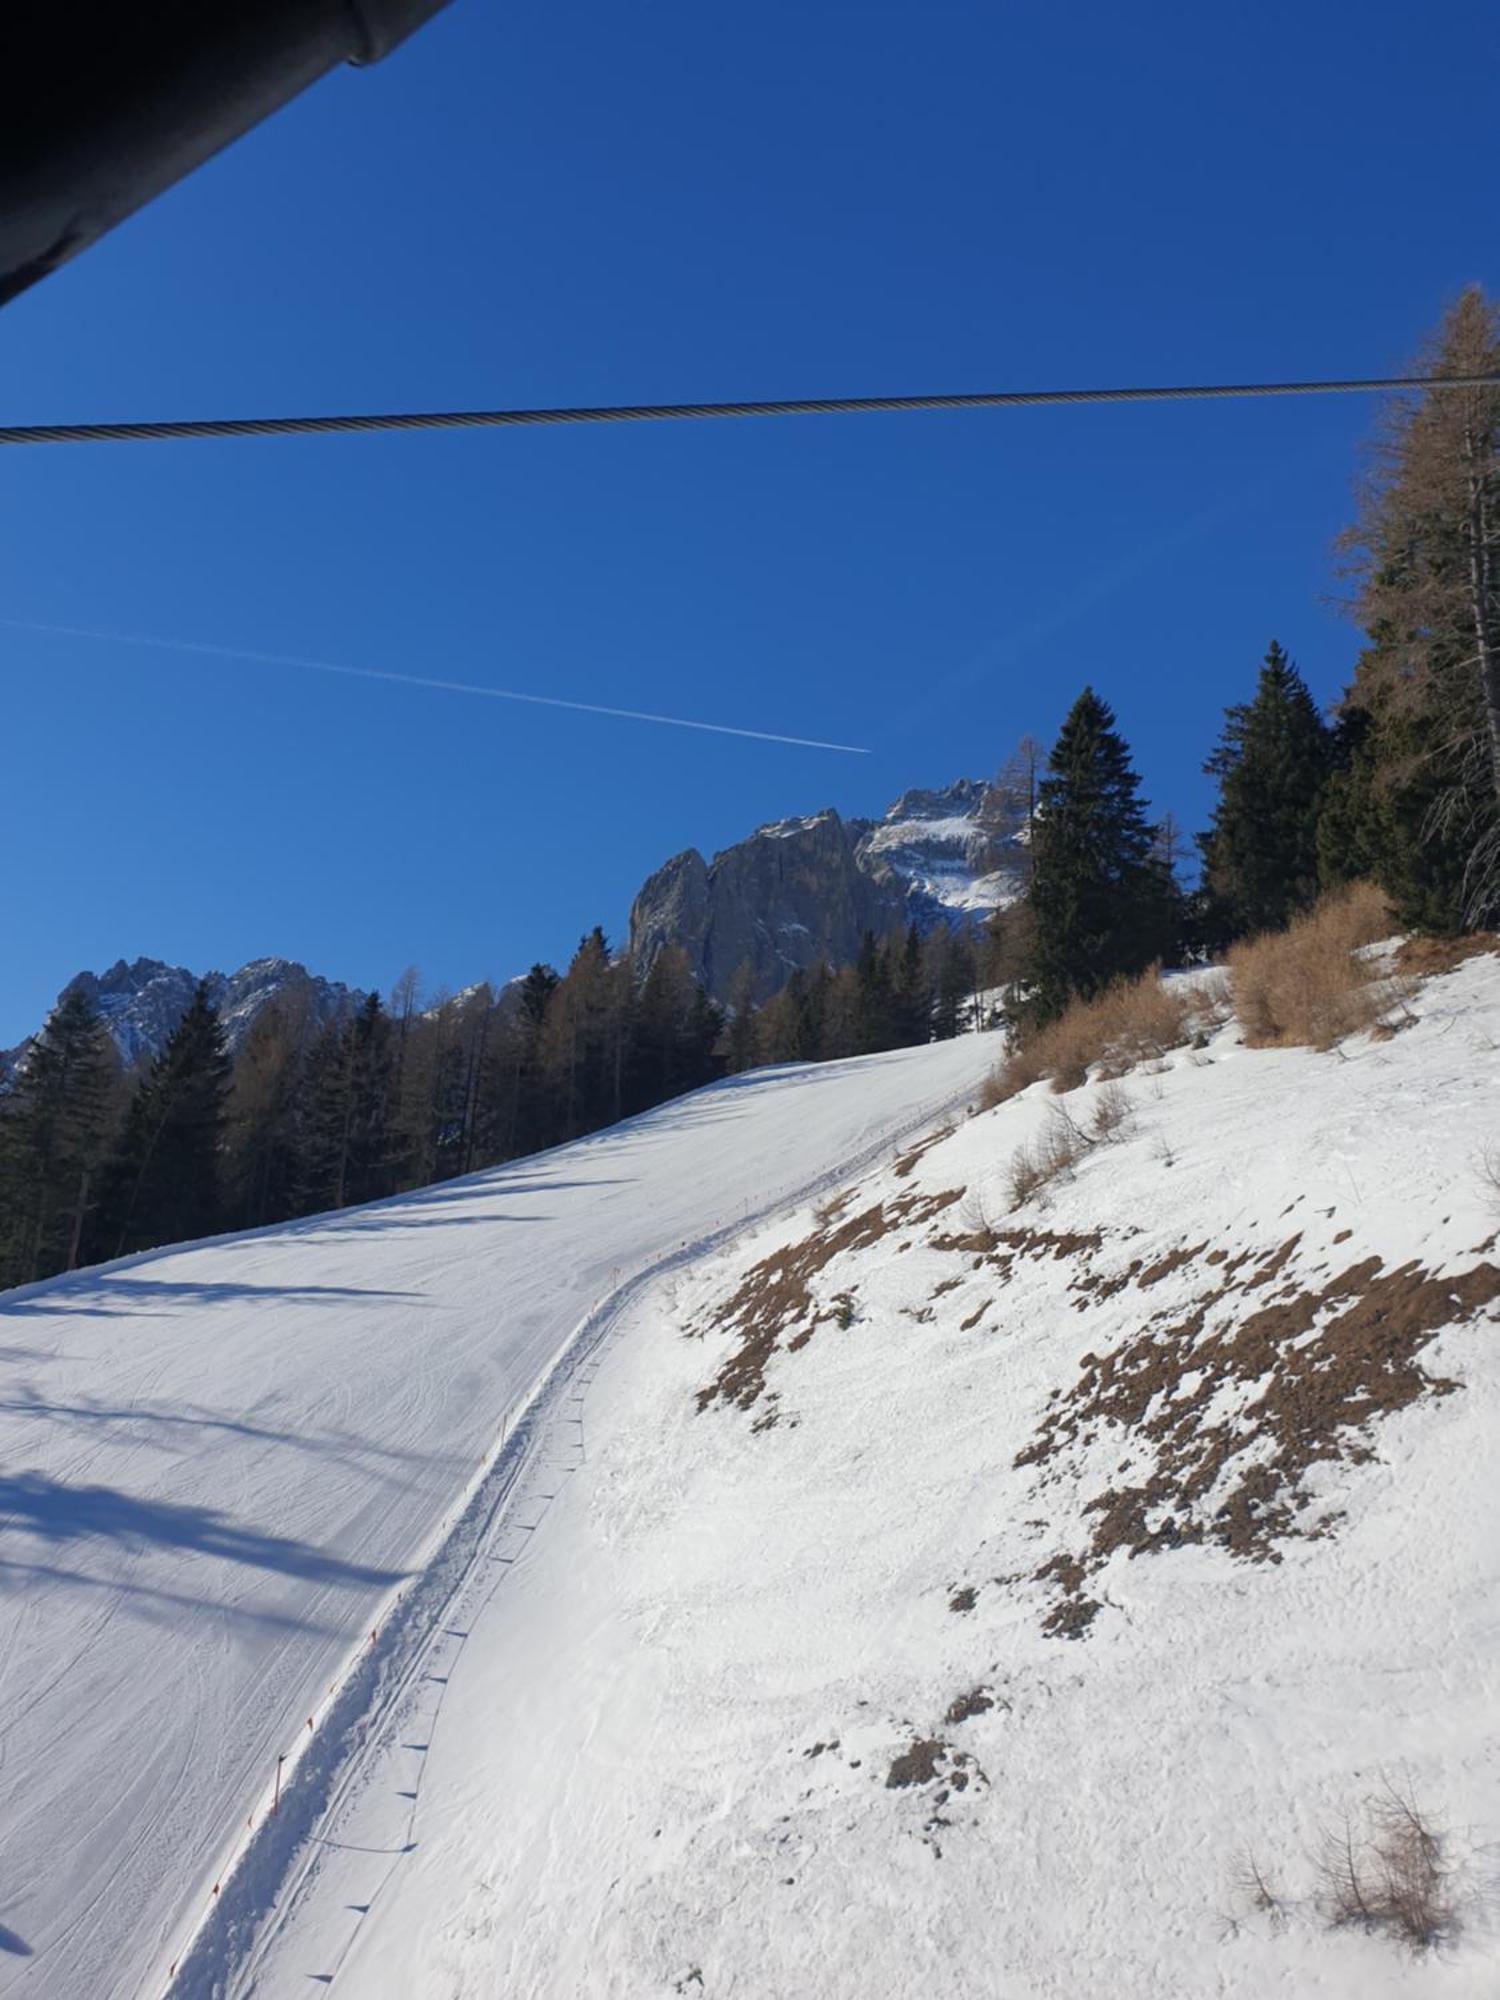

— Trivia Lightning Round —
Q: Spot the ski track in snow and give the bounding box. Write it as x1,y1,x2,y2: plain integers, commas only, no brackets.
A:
241,952,1500,2000
0,1035,998,2000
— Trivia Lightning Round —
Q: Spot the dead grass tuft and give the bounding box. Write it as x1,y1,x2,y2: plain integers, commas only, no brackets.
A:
1228,883,1405,1052
981,967,1196,1107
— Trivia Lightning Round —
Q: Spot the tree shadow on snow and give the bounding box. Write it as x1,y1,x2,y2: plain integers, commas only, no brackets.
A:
0,1276,427,1320
0,1471,406,1590
0,1386,462,1476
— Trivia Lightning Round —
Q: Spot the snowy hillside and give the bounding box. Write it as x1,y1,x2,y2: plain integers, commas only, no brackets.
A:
0,1032,997,2000
4,946,1498,2000
226,945,1498,2000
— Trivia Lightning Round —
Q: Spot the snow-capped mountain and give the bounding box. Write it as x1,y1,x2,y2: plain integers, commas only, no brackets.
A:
855,777,1026,919
15,955,362,1072
629,777,1028,1003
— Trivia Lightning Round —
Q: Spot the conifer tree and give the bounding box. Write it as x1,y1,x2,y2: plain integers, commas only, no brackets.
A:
720,962,761,1074
929,929,976,1039
541,929,622,1137
1024,689,1176,1020
508,964,560,1155
630,946,721,1111
303,994,397,1209
853,930,896,1053
93,981,231,1256
1331,287,1500,928
890,923,930,1046
224,999,308,1229
1197,641,1333,944
0,986,118,1283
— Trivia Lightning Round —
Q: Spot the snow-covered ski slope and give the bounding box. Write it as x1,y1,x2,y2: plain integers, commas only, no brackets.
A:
0,1032,1000,2000
236,948,1499,2000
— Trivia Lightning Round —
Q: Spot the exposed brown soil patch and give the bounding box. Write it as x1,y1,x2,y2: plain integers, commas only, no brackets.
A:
948,1585,977,1613
1021,1248,1500,1633
892,1125,954,1179
696,1190,961,1412
944,1686,994,1724
1137,1242,1210,1288
886,1737,947,1788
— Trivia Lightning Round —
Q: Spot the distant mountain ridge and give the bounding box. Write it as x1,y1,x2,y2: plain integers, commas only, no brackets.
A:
628,778,1026,1004
7,779,1025,1072
4,957,363,1076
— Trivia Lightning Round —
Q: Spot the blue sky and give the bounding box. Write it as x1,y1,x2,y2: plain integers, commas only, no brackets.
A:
3,0,1497,1044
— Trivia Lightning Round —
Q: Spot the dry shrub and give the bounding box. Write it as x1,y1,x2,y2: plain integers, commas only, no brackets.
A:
955,1186,1001,1249
1228,883,1404,1052
1233,1850,1287,1933
984,967,1194,1107
1317,1784,1453,1951
1088,1080,1133,1143
1007,1106,1090,1209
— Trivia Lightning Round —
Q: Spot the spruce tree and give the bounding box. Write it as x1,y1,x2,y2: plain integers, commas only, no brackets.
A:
853,931,895,1053
1197,641,1333,944
890,923,930,1046
301,995,398,1208
223,1000,306,1229
1024,689,1175,1020
93,981,231,1257
929,929,976,1039
0,986,118,1283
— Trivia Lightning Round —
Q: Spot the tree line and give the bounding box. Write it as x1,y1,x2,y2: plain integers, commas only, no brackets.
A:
0,919,983,1287
995,286,1500,1024
2,287,1496,1284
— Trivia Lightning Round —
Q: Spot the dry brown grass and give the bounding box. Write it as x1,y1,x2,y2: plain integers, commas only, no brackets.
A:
1228,882,1404,1052
1394,929,1500,977
982,967,1199,1108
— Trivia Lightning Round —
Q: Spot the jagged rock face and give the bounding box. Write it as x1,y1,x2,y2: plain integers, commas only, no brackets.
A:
628,782,1029,1005
856,779,1023,917
627,849,712,983
50,956,360,1070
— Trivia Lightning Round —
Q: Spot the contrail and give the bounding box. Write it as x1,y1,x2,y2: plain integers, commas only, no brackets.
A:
0,616,869,754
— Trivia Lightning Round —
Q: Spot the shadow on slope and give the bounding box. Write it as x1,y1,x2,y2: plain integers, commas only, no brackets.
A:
0,1277,427,1320
0,1386,461,1476
0,1471,406,1589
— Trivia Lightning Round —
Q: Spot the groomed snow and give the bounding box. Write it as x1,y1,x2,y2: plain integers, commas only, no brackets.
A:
229,951,1500,2000
0,1032,1000,2000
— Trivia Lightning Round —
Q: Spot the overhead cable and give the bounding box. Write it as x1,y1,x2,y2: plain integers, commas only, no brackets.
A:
3,373,1499,449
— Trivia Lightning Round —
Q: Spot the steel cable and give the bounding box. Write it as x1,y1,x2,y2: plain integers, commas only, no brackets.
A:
3,373,1499,448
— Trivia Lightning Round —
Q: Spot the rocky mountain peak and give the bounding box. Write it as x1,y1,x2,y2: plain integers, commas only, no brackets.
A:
628,777,1028,1005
